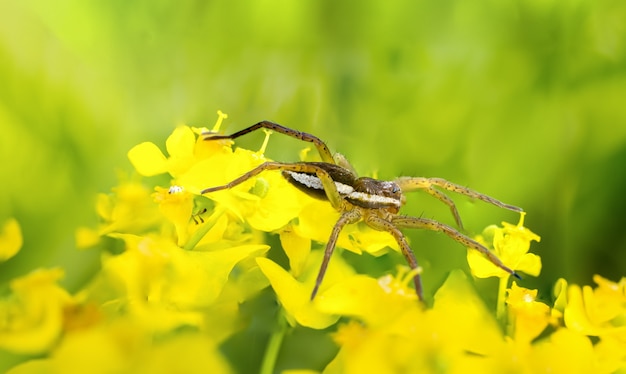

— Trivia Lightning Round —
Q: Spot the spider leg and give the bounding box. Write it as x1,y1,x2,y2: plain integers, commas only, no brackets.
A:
201,161,346,210
311,209,362,300
391,216,520,279
203,121,335,164
364,215,424,300
395,177,522,228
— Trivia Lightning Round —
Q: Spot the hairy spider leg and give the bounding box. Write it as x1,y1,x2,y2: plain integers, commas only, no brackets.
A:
203,121,336,164
310,209,362,300
200,161,346,210
395,177,523,230
365,215,424,299
391,216,520,279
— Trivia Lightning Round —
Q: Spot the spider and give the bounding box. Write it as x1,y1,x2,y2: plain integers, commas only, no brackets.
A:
201,121,522,301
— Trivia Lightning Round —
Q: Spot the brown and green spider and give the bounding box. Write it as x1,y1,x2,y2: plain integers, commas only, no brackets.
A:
201,121,522,301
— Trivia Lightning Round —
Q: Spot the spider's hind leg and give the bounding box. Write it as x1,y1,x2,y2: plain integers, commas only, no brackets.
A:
203,121,336,164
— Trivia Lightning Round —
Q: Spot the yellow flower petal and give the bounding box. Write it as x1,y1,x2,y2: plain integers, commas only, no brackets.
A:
127,142,168,176
564,284,601,336
279,228,311,277
514,253,542,277
245,174,307,232
466,249,509,278
315,273,417,327
0,218,22,261
140,333,232,374
165,126,197,177
256,257,339,329
74,226,101,249
432,269,504,356
529,328,594,373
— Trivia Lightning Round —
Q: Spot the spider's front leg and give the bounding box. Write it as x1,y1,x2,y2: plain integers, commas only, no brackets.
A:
311,209,362,300
392,216,520,279
395,177,523,230
201,161,346,209
203,121,336,164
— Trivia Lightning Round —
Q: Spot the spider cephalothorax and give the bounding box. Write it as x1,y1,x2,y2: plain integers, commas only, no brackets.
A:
201,121,522,301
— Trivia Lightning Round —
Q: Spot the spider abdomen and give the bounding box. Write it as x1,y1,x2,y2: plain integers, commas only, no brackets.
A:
282,164,403,210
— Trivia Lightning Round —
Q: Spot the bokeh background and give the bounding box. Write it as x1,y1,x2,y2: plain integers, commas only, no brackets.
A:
1,0,626,370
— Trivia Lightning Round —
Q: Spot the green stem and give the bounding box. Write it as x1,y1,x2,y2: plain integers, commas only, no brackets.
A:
496,276,508,326
260,309,288,374
183,206,225,251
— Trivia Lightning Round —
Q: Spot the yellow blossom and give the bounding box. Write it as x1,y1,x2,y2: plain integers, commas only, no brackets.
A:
564,275,626,338
528,328,595,373
14,112,626,373
7,322,232,374
326,270,506,374
96,181,161,235
467,212,541,279
0,268,72,354
255,254,358,329
506,282,552,344
128,125,216,178
152,185,195,246
315,267,418,327
99,234,269,333
128,111,232,179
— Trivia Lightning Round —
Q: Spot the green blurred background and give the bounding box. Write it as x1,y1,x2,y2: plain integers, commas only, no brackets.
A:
1,0,626,351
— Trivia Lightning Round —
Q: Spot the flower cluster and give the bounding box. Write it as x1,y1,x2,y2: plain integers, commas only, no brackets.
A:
1,112,625,373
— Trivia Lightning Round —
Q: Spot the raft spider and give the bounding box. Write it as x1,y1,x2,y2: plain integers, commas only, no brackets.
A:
201,121,522,301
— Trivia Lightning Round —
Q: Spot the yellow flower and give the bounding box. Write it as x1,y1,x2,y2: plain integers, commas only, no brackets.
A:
152,185,195,246
0,268,72,354
99,234,269,333
127,111,230,178
325,270,505,374
429,270,505,357
564,275,626,338
96,181,161,236
506,282,552,344
593,334,626,374
7,322,233,374
528,328,595,373
467,212,541,279
255,253,359,329
0,218,22,262
175,126,308,233
315,266,418,327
